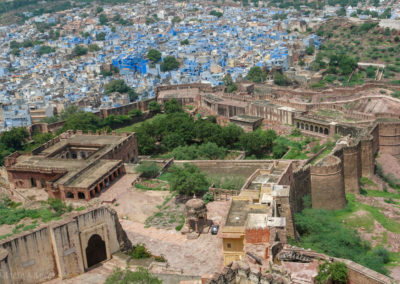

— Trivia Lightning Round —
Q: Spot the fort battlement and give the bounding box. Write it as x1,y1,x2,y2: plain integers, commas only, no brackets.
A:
311,155,346,210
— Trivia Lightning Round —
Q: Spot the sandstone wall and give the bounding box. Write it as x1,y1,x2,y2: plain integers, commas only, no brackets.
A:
173,160,276,178
378,122,400,156
360,136,375,177
289,164,311,214
310,155,346,210
0,206,131,284
342,143,361,194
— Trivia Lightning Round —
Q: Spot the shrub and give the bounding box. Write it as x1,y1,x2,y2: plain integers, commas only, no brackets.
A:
130,243,151,259
154,255,167,262
169,163,209,196
136,162,160,179
315,261,348,284
105,267,161,284
128,109,142,117
202,192,214,204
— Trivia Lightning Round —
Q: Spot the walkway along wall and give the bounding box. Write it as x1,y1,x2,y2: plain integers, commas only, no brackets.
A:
0,206,131,284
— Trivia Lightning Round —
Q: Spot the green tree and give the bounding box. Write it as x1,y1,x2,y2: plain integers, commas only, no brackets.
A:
169,163,209,195
223,74,238,93
246,66,267,83
164,99,183,114
239,129,276,157
148,101,161,113
180,39,189,45
61,111,101,132
273,142,288,158
161,56,180,72
197,142,227,159
147,49,161,63
128,108,142,117
136,162,160,178
99,14,108,25
273,72,290,86
306,45,315,55
172,16,181,23
105,267,161,284
38,45,55,55
128,89,139,102
10,41,20,49
72,45,88,57
88,44,100,52
10,48,20,56
32,132,54,146
210,10,223,17
221,124,244,148
96,32,106,41
0,127,29,151
105,79,130,94
96,6,103,13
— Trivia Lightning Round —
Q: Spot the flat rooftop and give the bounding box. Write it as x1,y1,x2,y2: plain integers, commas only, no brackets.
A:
225,199,269,227
9,133,129,189
294,115,330,126
230,114,263,124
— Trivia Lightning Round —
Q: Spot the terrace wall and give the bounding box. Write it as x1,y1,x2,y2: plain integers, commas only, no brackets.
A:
0,206,131,284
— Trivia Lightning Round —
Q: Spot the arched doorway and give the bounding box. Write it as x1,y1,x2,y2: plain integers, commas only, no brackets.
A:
86,234,107,268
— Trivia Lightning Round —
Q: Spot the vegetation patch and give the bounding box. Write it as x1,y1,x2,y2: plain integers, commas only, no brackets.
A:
105,267,161,284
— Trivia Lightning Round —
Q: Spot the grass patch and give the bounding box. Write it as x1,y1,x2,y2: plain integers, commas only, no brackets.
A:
294,197,392,275
360,177,377,188
364,190,400,200
0,197,72,226
206,174,245,190
334,195,400,234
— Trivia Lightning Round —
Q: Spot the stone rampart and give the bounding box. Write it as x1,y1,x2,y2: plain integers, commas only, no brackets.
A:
0,206,131,284
342,143,362,194
310,155,346,210
378,122,400,156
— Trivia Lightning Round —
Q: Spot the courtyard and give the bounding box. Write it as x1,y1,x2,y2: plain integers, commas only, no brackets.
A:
45,172,230,283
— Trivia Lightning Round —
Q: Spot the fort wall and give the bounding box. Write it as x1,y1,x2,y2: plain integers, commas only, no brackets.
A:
342,143,361,194
378,122,400,156
310,155,346,210
0,206,131,284
205,250,392,284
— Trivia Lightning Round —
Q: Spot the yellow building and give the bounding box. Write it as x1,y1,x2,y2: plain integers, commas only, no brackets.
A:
221,196,271,265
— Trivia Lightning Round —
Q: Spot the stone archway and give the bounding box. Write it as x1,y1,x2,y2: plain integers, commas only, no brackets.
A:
85,234,107,268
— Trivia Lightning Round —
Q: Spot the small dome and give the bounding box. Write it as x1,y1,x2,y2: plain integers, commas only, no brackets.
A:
186,197,205,209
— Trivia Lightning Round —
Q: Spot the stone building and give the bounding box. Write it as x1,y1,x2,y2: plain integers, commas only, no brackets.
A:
5,130,138,201
221,161,293,266
0,206,132,284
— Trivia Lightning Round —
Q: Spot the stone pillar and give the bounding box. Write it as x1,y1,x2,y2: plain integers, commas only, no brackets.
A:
60,190,66,200
36,178,42,189
329,122,337,138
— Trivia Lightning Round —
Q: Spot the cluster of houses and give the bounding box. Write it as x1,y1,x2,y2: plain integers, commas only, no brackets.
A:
0,0,324,131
